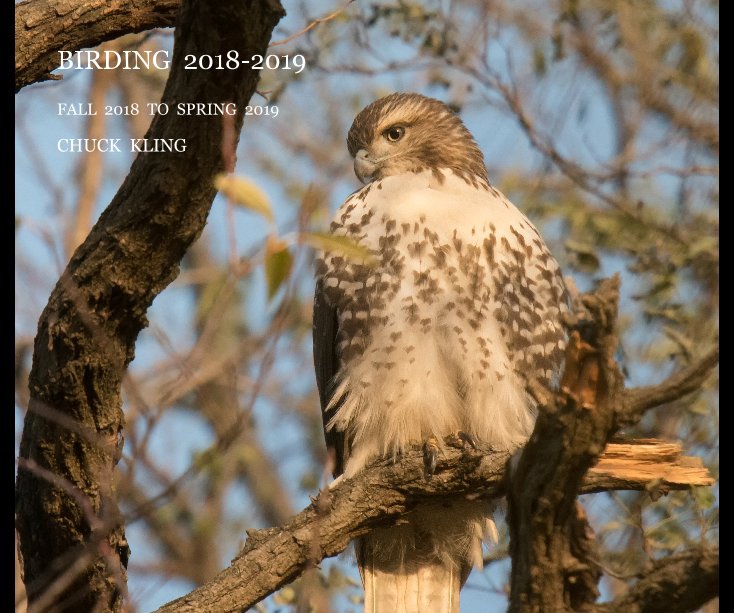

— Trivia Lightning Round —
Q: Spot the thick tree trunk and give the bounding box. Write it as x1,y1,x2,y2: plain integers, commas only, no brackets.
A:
15,1,285,611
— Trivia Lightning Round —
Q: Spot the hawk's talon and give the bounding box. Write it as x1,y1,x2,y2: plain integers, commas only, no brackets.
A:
457,430,478,449
423,436,439,479
444,430,478,450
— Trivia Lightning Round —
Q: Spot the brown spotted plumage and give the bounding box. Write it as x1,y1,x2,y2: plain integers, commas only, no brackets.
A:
313,92,569,612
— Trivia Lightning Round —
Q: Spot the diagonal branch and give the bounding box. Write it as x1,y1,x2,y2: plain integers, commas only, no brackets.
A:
154,438,711,612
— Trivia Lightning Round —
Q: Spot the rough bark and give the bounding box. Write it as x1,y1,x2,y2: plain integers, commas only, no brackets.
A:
15,1,285,611
15,0,180,91
152,437,711,613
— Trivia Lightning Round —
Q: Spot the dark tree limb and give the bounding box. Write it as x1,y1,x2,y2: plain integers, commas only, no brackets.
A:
597,546,719,613
619,348,719,425
153,437,711,613
506,275,718,612
15,1,285,611
508,276,623,612
15,0,181,92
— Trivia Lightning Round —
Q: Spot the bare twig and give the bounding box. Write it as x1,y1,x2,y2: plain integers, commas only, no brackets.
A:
269,0,355,47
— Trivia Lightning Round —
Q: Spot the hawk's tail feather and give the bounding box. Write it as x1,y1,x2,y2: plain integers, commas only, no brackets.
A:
360,546,462,613
356,501,490,611
357,526,472,613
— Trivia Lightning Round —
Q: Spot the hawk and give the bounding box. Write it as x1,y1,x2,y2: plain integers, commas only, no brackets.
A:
313,93,568,612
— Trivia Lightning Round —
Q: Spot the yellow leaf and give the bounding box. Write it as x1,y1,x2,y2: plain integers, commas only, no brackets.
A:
195,271,229,325
214,174,273,222
302,231,376,266
264,236,293,300
273,586,296,604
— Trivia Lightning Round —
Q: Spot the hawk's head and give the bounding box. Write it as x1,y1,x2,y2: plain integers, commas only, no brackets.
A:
346,92,488,184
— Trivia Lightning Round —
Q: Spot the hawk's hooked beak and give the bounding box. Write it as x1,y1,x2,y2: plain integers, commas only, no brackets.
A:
354,149,378,184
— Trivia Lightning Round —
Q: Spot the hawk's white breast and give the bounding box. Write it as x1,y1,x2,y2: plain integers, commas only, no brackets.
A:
320,170,566,476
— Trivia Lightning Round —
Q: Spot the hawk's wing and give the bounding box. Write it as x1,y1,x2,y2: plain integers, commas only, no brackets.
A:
313,278,345,477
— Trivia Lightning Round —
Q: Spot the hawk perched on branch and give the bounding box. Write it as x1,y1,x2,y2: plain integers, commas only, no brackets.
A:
313,93,568,612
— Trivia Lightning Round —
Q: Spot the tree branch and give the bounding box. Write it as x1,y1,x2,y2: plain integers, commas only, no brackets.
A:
619,348,719,425
15,0,180,91
597,546,719,613
154,438,711,612
15,1,285,611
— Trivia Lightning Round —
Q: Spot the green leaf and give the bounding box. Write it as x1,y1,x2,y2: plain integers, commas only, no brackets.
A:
678,26,706,75
565,239,600,272
196,271,229,325
643,306,683,325
647,276,675,299
264,236,293,300
214,174,273,222
692,486,715,510
302,232,376,266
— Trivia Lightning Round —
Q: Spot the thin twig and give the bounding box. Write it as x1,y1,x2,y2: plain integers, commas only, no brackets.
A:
269,0,355,47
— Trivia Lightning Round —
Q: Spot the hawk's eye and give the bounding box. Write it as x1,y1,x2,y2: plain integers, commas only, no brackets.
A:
385,126,405,142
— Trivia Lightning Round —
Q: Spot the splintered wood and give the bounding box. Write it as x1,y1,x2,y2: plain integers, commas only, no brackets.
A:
559,329,601,410
582,438,714,494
